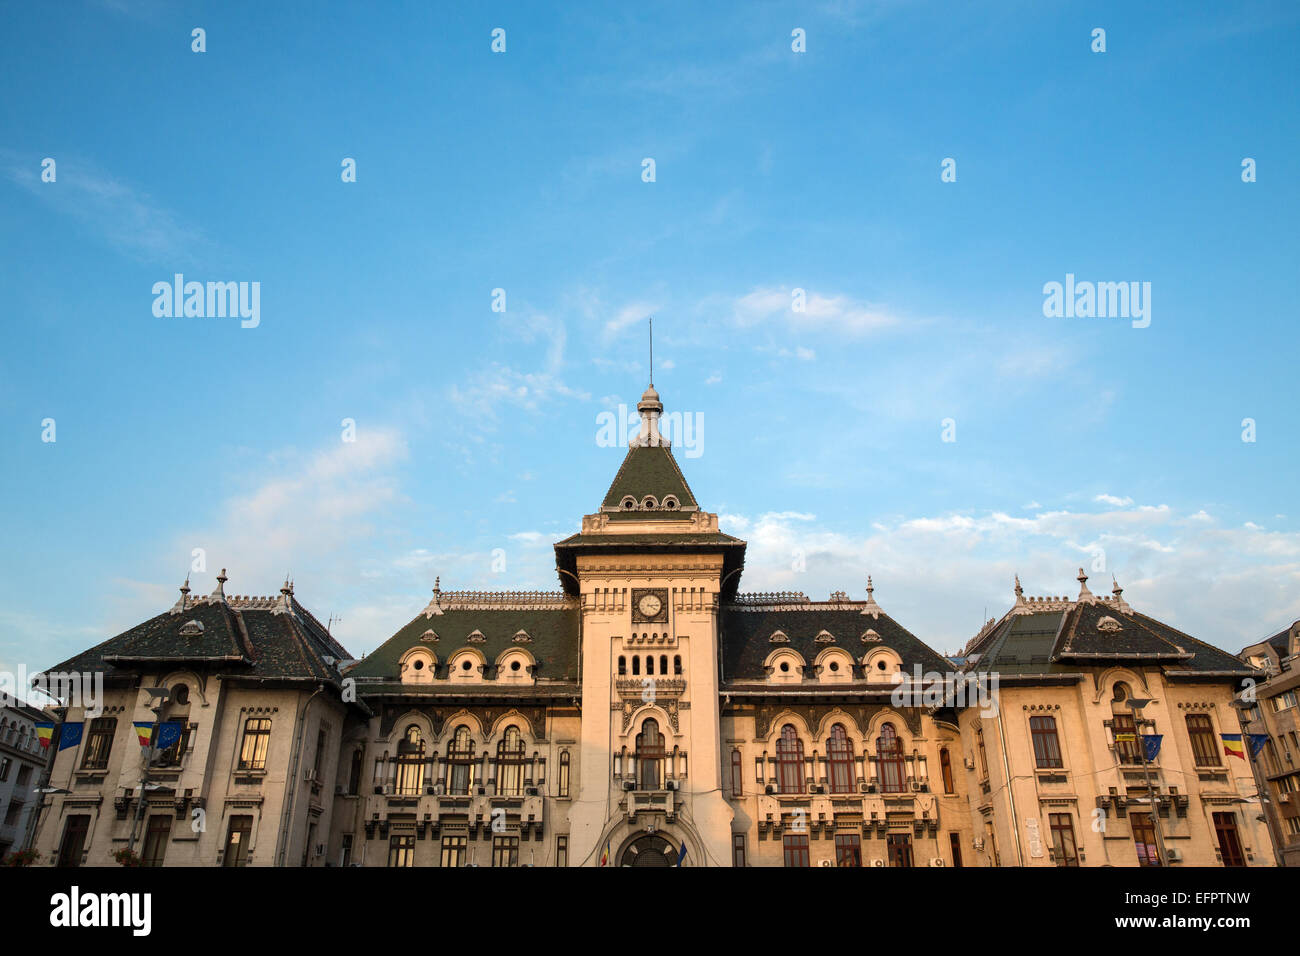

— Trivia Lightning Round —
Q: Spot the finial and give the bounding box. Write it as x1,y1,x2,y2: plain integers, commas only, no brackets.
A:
281,577,292,596
1111,575,1131,612
434,576,441,595
1014,574,1023,597
649,316,654,386
866,575,874,598
1077,567,1094,602
209,568,228,601
861,575,881,616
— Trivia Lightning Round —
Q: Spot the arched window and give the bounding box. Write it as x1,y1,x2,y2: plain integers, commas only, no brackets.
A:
496,726,526,796
632,656,640,676
828,723,856,794
395,725,425,795
447,725,474,795
659,655,668,676
636,719,665,791
939,747,955,794
558,750,571,798
673,655,682,675
777,724,805,794
618,656,626,676
647,656,655,676
1110,682,1140,764
876,723,905,793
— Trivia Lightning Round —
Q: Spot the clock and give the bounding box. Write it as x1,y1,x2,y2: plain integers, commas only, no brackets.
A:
632,588,669,623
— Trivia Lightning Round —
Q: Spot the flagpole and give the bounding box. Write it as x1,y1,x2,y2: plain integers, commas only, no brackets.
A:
1128,698,1168,867
1232,700,1286,867
22,706,66,853
127,689,170,857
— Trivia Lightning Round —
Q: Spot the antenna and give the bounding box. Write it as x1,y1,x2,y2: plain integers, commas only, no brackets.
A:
648,316,654,385
327,614,342,634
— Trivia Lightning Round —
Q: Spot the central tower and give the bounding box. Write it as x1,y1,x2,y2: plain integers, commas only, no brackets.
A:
555,384,745,866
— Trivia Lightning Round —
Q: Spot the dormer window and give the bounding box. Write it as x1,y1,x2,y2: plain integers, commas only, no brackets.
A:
662,496,679,510
621,496,636,510
641,496,658,510
179,619,204,637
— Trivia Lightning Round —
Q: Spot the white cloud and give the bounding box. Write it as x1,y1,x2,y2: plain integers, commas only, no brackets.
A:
1095,494,1134,507
732,286,901,336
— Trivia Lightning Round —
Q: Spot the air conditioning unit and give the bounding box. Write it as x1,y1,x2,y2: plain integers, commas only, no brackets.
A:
1166,848,1182,863
929,857,946,867
525,786,540,796
964,757,975,770
818,860,833,867
871,859,886,867
622,780,636,791
334,785,344,795
764,784,775,795
810,784,825,794
304,768,318,782
665,780,680,791
910,781,922,793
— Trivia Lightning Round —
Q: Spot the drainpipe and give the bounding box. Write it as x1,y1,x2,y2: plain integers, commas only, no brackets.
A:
995,707,1025,866
275,685,326,866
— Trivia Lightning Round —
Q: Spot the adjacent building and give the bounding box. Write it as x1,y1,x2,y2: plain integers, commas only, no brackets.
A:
0,700,48,860
1238,620,1300,865
28,384,1277,866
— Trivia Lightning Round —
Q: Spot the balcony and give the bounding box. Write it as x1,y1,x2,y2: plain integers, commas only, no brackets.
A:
625,789,677,822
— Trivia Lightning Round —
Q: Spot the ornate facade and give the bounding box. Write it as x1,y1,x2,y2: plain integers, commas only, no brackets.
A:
27,385,1275,867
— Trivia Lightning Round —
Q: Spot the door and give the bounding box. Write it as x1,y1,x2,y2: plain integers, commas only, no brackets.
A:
1131,812,1160,866
1213,812,1245,867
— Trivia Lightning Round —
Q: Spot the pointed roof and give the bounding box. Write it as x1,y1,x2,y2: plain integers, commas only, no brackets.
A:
600,444,699,512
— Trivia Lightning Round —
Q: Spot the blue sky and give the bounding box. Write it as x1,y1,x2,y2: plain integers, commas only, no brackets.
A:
2,0,1298,687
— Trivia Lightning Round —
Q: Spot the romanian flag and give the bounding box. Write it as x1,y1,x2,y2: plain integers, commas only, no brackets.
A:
599,840,610,867
1221,734,1246,760
35,723,55,749
133,722,154,746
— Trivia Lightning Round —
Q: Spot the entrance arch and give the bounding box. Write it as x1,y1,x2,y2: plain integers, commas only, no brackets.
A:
618,831,677,867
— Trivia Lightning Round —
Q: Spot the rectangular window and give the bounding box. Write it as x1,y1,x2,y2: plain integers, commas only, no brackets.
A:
730,749,743,797
0,757,10,781
142,814,172,867
556,835,568,868
152,722,191,768
1131,812,1159,866
976,728,988,779
1048,813,1078,866
732,833,746,868
940,749,955,794
302,822,318,866
1030,716,1063,768
238,718,272,771
833,833,861,867
949,832,963,867
4,800,23,826
1186,714,1221,767
1112,714,1140,764
782,833,809,868
15,765,31,787
57,815,90,867
388,834,415,867
492,835,519,867
440,835,467,868
222,815,253,867
313,727,327,777
340,834,353,867
1214,812,1245,867
887,833,913,868
82,717,116,770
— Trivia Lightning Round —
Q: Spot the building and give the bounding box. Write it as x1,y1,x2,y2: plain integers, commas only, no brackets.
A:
30,574,365,867
28,383,1275,866
0,700,49,860
1238,620,1300,865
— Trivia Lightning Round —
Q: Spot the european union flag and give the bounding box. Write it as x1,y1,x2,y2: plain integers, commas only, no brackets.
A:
1142,734,1162,762
58,722,83,751
155,721,184,751
1247,734,1269,757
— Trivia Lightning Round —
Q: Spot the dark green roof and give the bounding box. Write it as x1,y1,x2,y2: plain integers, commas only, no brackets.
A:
965,599,1258,680
720,605,950,682
347,606,581,684
600,446,698,511
38,593,354,688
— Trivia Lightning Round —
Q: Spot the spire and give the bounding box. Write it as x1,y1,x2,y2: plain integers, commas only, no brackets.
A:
1111,575,1131,612
1010,573,1032,615
170,575,192,615
632,382,668,447
1076,568,1095,603
424,576,444,617
273,577,293,615
648,316,654,386
861,575,882,617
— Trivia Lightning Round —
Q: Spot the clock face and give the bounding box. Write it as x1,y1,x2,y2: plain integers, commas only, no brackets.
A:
632,588,669,623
